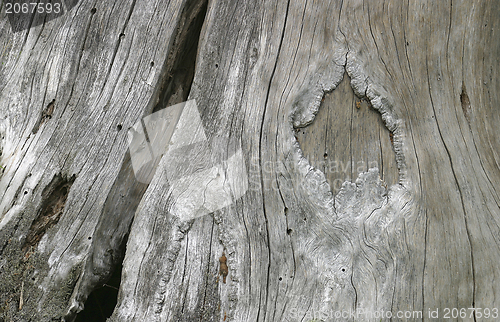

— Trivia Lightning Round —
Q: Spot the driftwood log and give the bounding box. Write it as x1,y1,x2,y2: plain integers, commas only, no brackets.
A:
0,0,499,321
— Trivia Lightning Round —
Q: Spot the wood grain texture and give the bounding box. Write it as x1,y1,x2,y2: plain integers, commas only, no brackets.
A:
0,0,499,321
0,0,196,320
296,72,399,195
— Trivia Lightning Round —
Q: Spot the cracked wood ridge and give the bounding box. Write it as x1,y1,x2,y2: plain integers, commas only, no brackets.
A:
0,0,499,321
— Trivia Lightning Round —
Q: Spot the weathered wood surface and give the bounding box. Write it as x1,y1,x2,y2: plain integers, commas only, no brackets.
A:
0,0,499,321
296,72,399,195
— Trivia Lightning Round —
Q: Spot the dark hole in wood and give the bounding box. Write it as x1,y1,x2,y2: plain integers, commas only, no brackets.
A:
90,8,96,14
279,277,282,281
24,191,28,195
119,33,125,39
323,152,328,158
150,61,154,67
22,173,76,252
460,83,472,124
341,268,345,272
286,228,292,235
215,63,219,68
117,124,122,131
88,236,92,240
75,257,123,322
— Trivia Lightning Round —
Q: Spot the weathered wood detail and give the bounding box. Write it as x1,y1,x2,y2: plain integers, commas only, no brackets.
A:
22,172,75,253
296,72,399,195
0,0,204,320
0,0,499,321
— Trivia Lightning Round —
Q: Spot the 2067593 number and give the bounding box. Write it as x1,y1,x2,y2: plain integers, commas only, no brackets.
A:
443,308,498,319
5,2,61,14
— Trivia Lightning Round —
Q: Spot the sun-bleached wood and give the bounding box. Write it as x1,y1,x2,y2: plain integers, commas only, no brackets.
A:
0,0,498,321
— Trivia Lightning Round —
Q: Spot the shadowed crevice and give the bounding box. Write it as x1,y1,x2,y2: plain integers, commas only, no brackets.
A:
69,153,146,322
64,1,209,321
151,0,208,113
74,235,127,322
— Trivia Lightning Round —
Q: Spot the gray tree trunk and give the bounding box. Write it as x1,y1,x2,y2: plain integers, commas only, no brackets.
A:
1,0,499,321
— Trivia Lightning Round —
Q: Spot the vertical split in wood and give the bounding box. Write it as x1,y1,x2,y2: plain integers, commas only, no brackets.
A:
63,1,209,320
460,83,472,125
150,0,208,114
32,99,56,134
